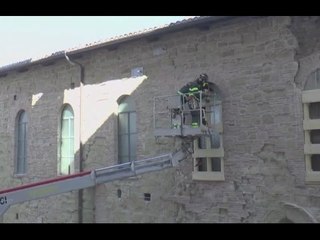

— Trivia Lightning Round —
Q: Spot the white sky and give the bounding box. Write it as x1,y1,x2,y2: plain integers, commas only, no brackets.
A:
0,16,189,67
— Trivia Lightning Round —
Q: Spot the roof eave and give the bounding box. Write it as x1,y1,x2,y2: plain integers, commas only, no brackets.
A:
0,16,236,75
67,16,235,56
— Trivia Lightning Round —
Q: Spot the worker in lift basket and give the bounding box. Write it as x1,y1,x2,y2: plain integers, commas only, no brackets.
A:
177,73,210,128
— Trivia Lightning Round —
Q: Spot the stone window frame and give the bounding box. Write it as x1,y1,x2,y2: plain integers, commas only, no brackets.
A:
192,85,225,181
14,110,27,176
117,95,137,164
303,68,320,182
58,104,75,175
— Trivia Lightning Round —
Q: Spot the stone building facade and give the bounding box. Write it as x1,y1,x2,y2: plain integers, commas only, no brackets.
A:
1,16,320,223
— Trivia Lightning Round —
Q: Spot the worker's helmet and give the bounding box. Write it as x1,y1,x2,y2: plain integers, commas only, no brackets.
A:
197,73,208,84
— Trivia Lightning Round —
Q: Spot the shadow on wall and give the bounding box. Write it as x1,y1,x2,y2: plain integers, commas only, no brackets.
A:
71,75,149,169
43,74,153,173
2,71,157,222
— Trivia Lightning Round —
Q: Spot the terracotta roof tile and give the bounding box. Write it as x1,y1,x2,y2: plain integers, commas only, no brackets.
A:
0,16,229,73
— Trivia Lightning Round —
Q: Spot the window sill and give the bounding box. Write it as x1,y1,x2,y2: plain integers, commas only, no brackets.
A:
306,172,320,183
304,144,320,154
13,173,27,178
192,171,224,181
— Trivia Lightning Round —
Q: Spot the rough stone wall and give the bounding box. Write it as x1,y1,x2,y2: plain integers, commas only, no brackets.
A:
287,16,320,222
1,16,320,222
0,62,81,222
91,16,318,223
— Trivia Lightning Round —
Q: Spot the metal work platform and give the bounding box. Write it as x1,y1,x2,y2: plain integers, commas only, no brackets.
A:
153,92,217,137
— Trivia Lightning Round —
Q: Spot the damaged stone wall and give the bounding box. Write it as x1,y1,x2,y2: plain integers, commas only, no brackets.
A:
2,16,320,222
286,16,320,222
92,16,318,223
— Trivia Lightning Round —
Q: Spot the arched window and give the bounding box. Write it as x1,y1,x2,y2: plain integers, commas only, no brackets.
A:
192,83,225,181
59,104,74,175
118,96,137,164
15,110,27,174
302,68,320,182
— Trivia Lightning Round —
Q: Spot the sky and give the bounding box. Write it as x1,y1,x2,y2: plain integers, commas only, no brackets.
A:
0,16,189,67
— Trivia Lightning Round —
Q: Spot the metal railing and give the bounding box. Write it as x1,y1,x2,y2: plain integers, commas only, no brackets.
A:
153,91,206,131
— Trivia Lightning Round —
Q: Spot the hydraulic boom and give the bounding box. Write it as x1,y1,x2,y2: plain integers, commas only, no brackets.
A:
0,151,183,217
